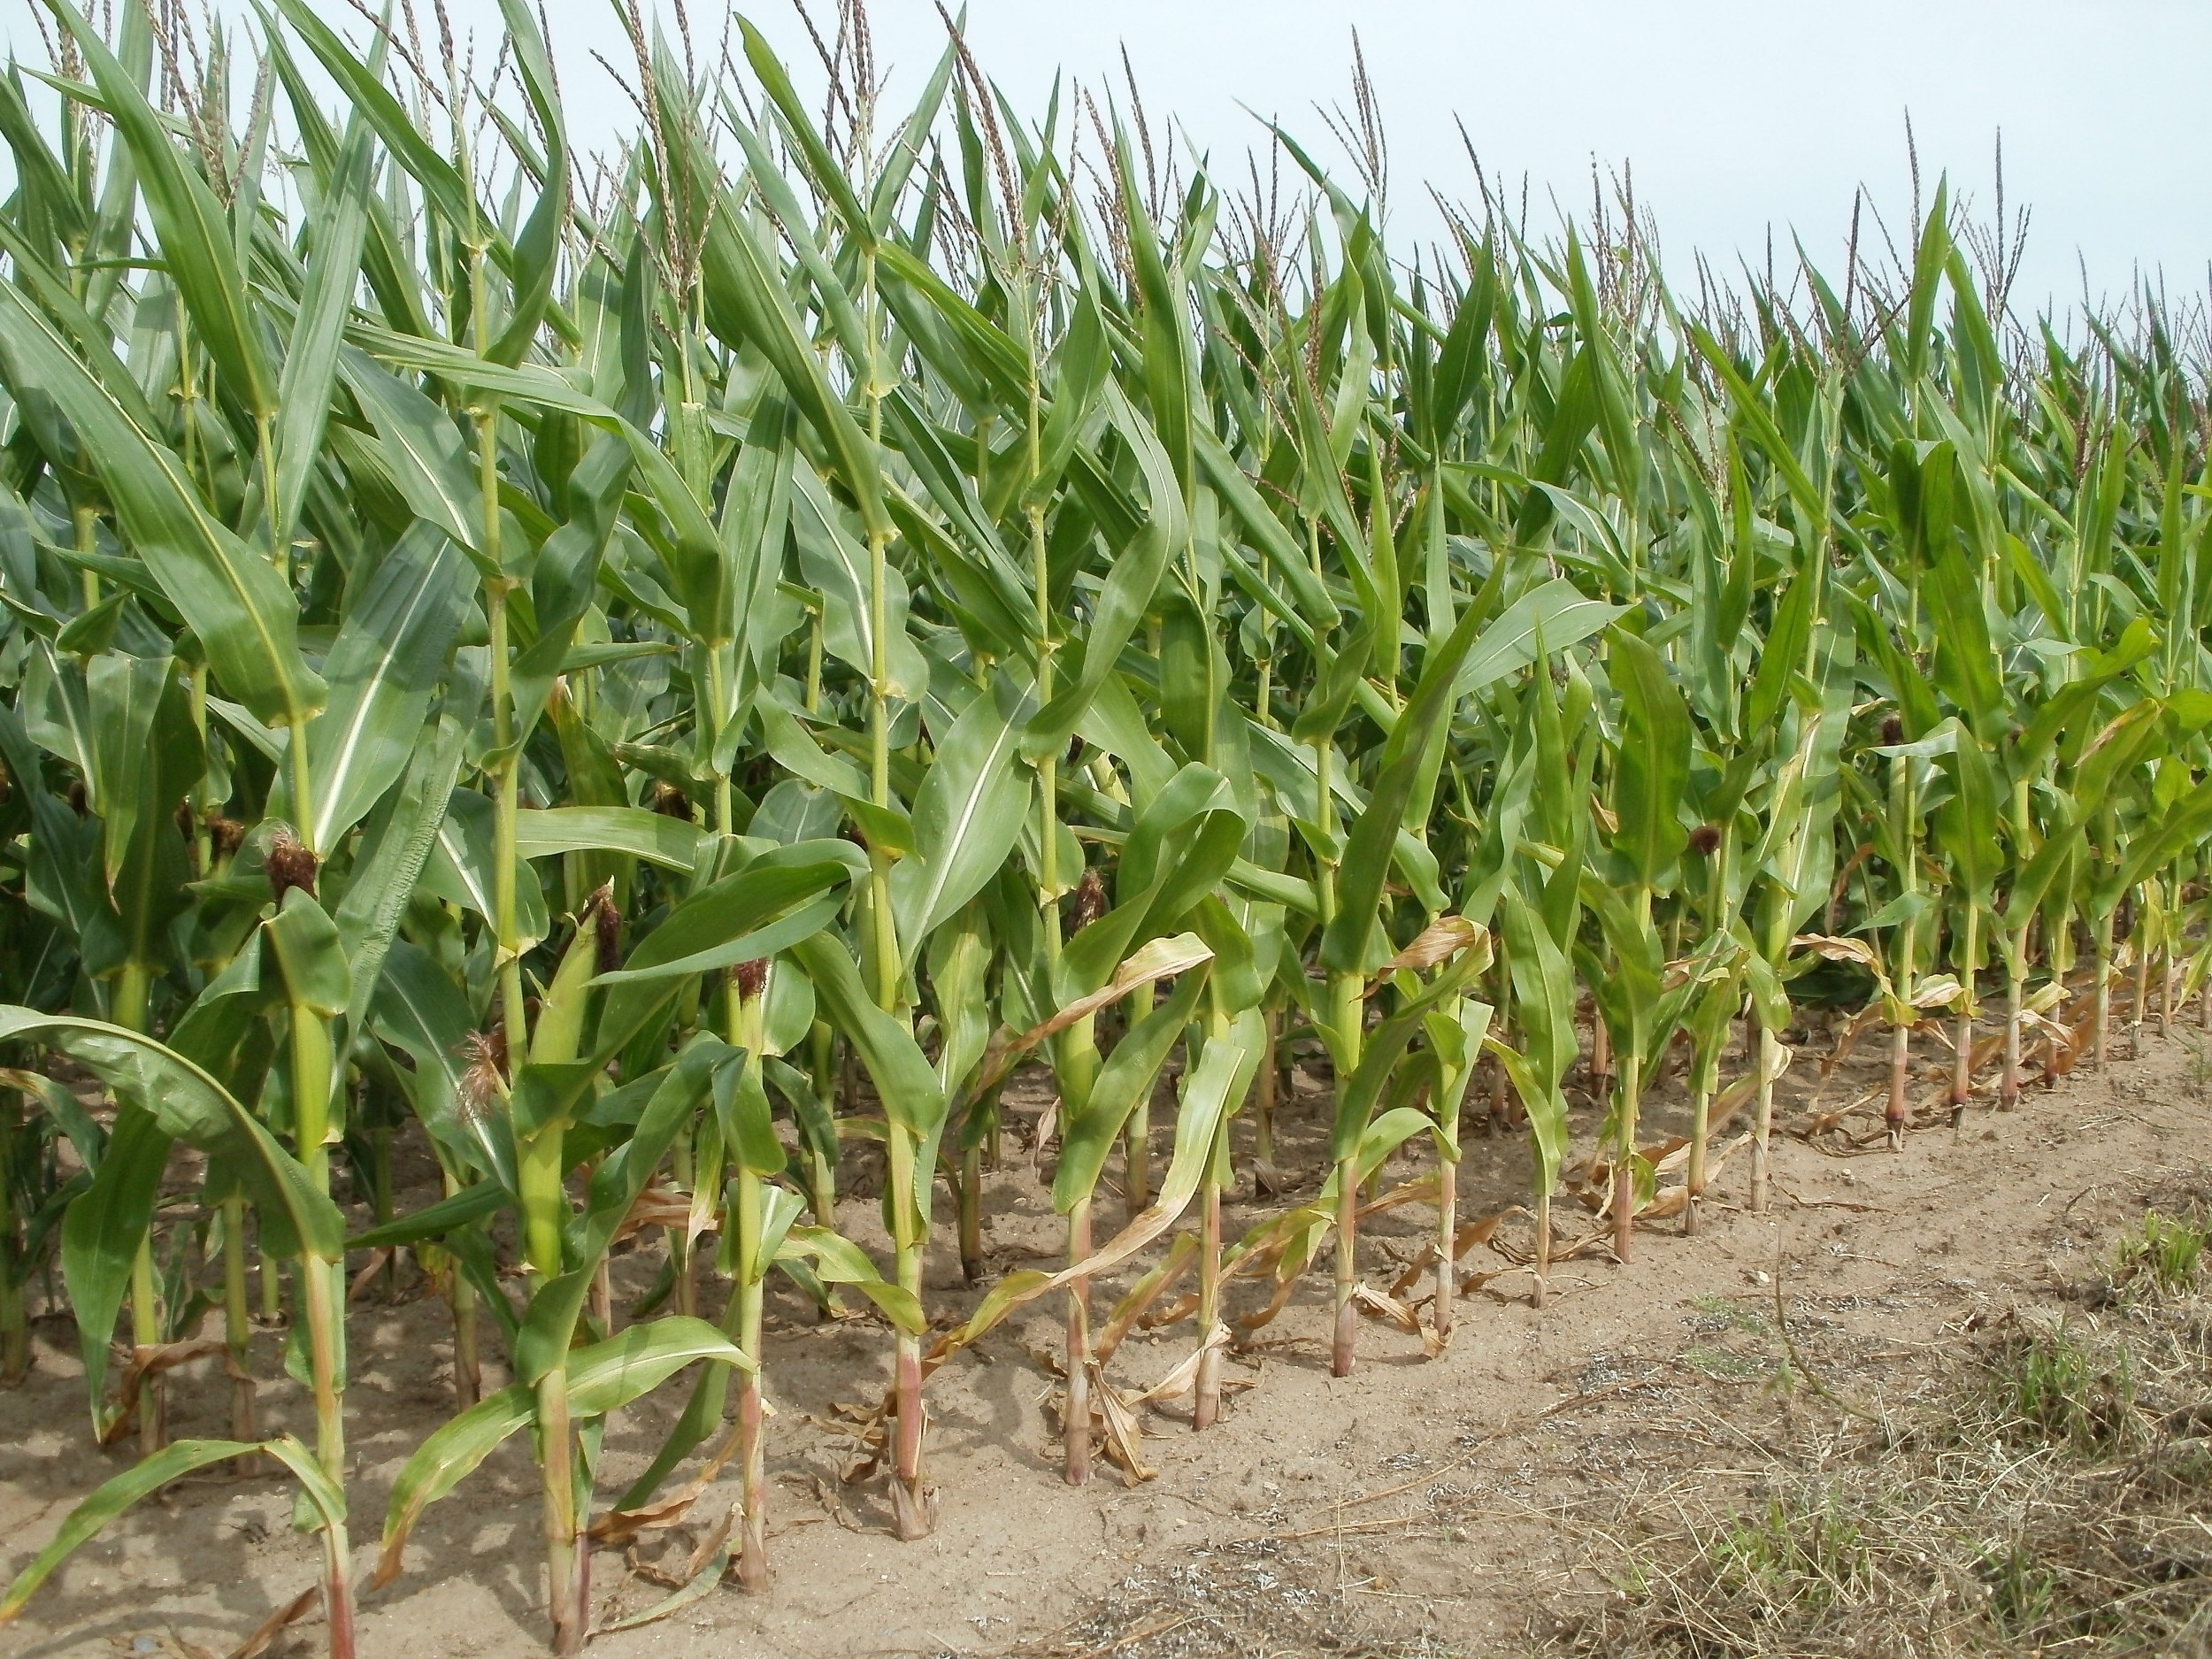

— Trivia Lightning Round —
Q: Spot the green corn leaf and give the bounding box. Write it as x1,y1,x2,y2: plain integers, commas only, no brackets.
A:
273,109,374,544
592,851,859,1056
720,86,871,365
428,789,549,949
789,932,946,1147
1903,182,1952,385
1488,1036,1567,1192
1935,723,2003,904
513,1041,740,1385
84,650,195,900
567,1315,754,1412
778,1226,924,1333
273,0,472,231
1052,969,1209,1213
2112,774,2212,902
296,526,472,851
515,806,707,874
702,197,887,539
348,1179,507,1250
373,1385,535,1586
1607,630,1693,889
1115,123,1194,495
1321,590,1493,973
737,20,875,251
0,1439,260,1623
0,67,88,251
1056,767,1247,1002
0,282,324,728
49,0,270,417
1454,578,1625,698
344,354,485,557
333,683,479,1038
890,673,1029,955
264,890,352,1020
57,1102,167,1435
874,242,1033,410
789,467,931,698
1195,426,1336,626
1329,946,1491,1160
923,1010,1261,1367
713,1051,785,1179
1745,565,1818,741
1289,617,1379,746
0,1009,344,1264
486,0,567,364
1025,386,1188,757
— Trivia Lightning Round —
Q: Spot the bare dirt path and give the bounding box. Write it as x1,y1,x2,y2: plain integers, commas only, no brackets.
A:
4,1022,2205,1659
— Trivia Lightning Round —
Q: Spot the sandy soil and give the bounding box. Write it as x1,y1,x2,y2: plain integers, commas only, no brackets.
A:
3,1003,2206,1659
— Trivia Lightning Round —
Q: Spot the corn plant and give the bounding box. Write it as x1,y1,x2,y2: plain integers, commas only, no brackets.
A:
1,3,2209,1655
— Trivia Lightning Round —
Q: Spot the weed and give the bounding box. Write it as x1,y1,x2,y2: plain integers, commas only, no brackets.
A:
1974,1536,2070,1641
1709,1491,1876,1614
1680,1345,1770,1383
2113,1208,2208,1296
1983,1317,2138,1455
1686,1294,1770,1336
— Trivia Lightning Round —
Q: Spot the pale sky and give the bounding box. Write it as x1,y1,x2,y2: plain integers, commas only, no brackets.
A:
7,0,2208,320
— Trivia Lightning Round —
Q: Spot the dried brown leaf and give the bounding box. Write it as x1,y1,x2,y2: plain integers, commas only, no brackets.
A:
1372,916,1488,983
226,1586,319,1659
588,1419,741,1544
1088,1361,1156,1485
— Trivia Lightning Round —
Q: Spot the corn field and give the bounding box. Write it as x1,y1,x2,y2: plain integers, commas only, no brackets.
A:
0,2,2208,1654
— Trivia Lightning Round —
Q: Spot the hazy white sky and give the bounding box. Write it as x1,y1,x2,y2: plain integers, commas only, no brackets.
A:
9,0,2208,315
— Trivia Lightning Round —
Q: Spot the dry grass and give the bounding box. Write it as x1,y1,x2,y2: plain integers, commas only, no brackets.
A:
1558,1183,2212,1659
1002,1542,1452,1659
955,1165,2212,1659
